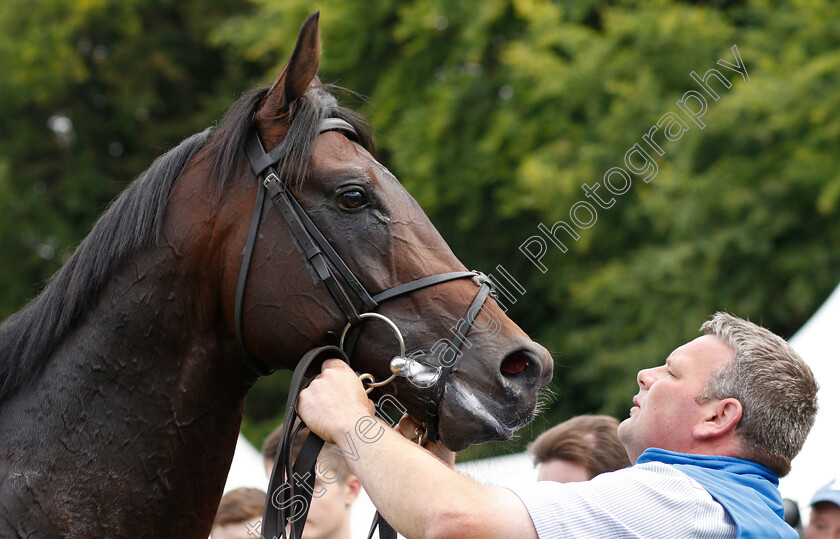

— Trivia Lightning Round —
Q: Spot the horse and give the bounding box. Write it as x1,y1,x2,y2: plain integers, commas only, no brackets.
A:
0,13,552,538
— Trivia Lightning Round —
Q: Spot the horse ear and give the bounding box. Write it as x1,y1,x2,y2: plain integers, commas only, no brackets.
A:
262,12,322,113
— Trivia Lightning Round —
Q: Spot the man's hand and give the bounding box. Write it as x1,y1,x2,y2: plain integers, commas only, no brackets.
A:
296,359,375,444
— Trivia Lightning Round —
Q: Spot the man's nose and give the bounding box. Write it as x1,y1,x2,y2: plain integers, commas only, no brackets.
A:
637,367,658,390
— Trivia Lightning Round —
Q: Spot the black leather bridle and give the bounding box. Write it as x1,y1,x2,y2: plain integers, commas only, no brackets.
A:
235,116,495,539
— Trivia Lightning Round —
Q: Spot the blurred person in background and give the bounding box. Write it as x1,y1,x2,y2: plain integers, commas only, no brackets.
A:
211,487,265,539
262,421,361,539
528,414,630,483
783,497,804,537
805,480,840,539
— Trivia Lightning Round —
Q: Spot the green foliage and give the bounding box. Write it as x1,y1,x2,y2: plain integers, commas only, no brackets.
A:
241,370,294,451
3,0,840,456
215,0,840,451
0,0,265,316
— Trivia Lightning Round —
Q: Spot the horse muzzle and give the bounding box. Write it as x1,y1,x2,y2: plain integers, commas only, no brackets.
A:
434,339,553,451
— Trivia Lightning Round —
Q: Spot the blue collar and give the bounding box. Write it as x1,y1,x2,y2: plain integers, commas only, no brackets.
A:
637,448,795,539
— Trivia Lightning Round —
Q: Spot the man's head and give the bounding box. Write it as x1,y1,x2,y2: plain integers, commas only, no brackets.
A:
529,414,630,482
261,421,361,539
618,312,817,477
806,480,840,539
211,487,265,539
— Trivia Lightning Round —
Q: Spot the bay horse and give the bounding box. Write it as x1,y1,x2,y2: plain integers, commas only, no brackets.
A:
0,13,552,538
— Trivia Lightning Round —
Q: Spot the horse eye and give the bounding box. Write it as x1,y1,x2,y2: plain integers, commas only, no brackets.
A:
337,189,367,210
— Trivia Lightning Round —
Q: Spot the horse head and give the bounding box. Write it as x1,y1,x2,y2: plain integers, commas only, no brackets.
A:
207,13,553,451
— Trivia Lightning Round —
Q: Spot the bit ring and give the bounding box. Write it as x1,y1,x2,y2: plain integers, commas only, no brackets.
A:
341,313,406,390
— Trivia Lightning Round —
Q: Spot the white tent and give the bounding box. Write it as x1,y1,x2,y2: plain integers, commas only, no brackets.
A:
223,434,269,493
778,283,840,517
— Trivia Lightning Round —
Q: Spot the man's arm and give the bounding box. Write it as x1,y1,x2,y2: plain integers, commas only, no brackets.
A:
296,359,539,539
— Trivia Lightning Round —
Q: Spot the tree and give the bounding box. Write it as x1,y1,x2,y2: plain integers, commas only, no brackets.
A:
215,0,840,454
3,0,839,456
0,0,265,317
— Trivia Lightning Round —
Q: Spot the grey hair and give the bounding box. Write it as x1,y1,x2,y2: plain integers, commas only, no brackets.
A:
699,312,818,477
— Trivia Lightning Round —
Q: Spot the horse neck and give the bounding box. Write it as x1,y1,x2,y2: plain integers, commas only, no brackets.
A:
1,243,253,538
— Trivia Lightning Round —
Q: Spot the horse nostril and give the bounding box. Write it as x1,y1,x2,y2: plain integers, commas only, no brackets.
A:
500,350,530,376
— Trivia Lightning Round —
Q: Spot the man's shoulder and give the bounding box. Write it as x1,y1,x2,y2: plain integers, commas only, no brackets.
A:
622,459,701,482
585,460,713,500
513,462,715,511
509,464,735,538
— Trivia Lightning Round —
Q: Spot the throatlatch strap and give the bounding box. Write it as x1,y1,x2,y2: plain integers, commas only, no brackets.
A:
234,180,274,378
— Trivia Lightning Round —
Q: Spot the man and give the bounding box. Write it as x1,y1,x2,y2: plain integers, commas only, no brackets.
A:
805,480,840,539
297,312,818,538
262,421,361,539
528,414,630,483
211,487,265,539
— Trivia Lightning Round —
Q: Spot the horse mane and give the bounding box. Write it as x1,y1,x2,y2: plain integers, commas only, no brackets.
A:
207,84,376,194
0,130,210,402
0,83,374,403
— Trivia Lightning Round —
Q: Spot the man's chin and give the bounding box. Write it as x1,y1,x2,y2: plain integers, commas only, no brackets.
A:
616,419,634,450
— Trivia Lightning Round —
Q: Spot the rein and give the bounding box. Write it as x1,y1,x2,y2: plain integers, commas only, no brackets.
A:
235,117,495,539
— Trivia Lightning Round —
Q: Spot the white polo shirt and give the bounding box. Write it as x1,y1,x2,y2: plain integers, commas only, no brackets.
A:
509,461,737,538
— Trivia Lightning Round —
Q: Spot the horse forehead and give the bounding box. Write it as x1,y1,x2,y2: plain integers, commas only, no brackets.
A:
311,133,393,184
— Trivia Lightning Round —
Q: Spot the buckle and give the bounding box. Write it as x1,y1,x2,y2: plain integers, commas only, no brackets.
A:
263,173,280,189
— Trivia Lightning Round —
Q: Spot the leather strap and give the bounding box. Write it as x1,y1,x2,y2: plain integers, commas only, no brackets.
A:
234,178,274,378
367,511,397,539
370,271,477,304
261,171,363,325
285,191,378,312
246,129,375,318
245,116,360,178
340,271,481,361
424,273,494,443
263,344,398,539
263,345,347,539
319,117,359,139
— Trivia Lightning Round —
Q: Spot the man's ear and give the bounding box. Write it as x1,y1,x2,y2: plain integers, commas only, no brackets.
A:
693,398,742,440
259,11,322,116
